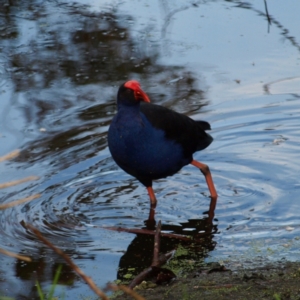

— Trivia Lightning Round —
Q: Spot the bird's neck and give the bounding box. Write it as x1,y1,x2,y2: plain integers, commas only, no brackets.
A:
117,101,140,114
116,102,143,125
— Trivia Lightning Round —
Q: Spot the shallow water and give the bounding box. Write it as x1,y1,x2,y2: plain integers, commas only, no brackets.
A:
0,0,300,298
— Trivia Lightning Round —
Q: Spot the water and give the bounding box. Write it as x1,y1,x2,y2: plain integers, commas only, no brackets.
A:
0,0,300,298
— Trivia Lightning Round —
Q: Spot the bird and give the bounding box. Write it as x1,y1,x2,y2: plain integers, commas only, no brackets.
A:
108,80,217,223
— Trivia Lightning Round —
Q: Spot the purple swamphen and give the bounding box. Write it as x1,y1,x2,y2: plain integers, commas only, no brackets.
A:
108,80,217,222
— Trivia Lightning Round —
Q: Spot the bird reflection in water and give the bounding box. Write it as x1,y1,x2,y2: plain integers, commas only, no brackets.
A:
117,218,218,285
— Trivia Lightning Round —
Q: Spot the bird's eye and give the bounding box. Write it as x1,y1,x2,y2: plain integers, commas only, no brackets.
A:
135,91,142,100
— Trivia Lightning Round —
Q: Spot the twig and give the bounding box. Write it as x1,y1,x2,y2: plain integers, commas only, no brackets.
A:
27,224,109,300
128,220,176,289
0,150,20,162
194,284,236,289
152,220,161,267
102,226,195,241
0,194,41,210
109,284,146,300
0,176,39,189
0,247,31,262
128,267,153,290
264,0,271,26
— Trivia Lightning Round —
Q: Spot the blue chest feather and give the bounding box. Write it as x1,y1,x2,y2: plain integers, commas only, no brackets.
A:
108,106,189,181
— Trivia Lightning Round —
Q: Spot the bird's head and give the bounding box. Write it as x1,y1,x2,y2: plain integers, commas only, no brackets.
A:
117,80,150,106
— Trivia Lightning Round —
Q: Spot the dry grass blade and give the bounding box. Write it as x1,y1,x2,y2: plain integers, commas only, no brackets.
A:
0,247,31,262
0,149,20,162
0,194,41,210
109,284,146,300
27,224,109,300
0,176,39,190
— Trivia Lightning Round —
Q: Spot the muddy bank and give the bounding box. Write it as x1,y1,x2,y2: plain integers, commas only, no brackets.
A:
115,261,300,300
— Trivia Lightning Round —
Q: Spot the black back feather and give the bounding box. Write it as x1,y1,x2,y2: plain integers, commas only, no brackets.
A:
140,102,213,159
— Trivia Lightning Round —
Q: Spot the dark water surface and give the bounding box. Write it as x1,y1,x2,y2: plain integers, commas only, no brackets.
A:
0,0,300,298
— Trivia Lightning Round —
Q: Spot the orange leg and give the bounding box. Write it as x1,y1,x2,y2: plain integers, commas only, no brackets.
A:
191,160,218,220
146,186,157,208
146,186,157,227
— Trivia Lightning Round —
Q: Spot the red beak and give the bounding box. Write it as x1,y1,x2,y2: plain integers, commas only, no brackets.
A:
124,80,151,103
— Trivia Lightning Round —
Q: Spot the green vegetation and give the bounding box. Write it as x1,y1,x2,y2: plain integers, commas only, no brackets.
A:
36,265,63,300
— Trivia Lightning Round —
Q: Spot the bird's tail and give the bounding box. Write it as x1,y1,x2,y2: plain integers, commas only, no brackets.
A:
196,120,211,131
